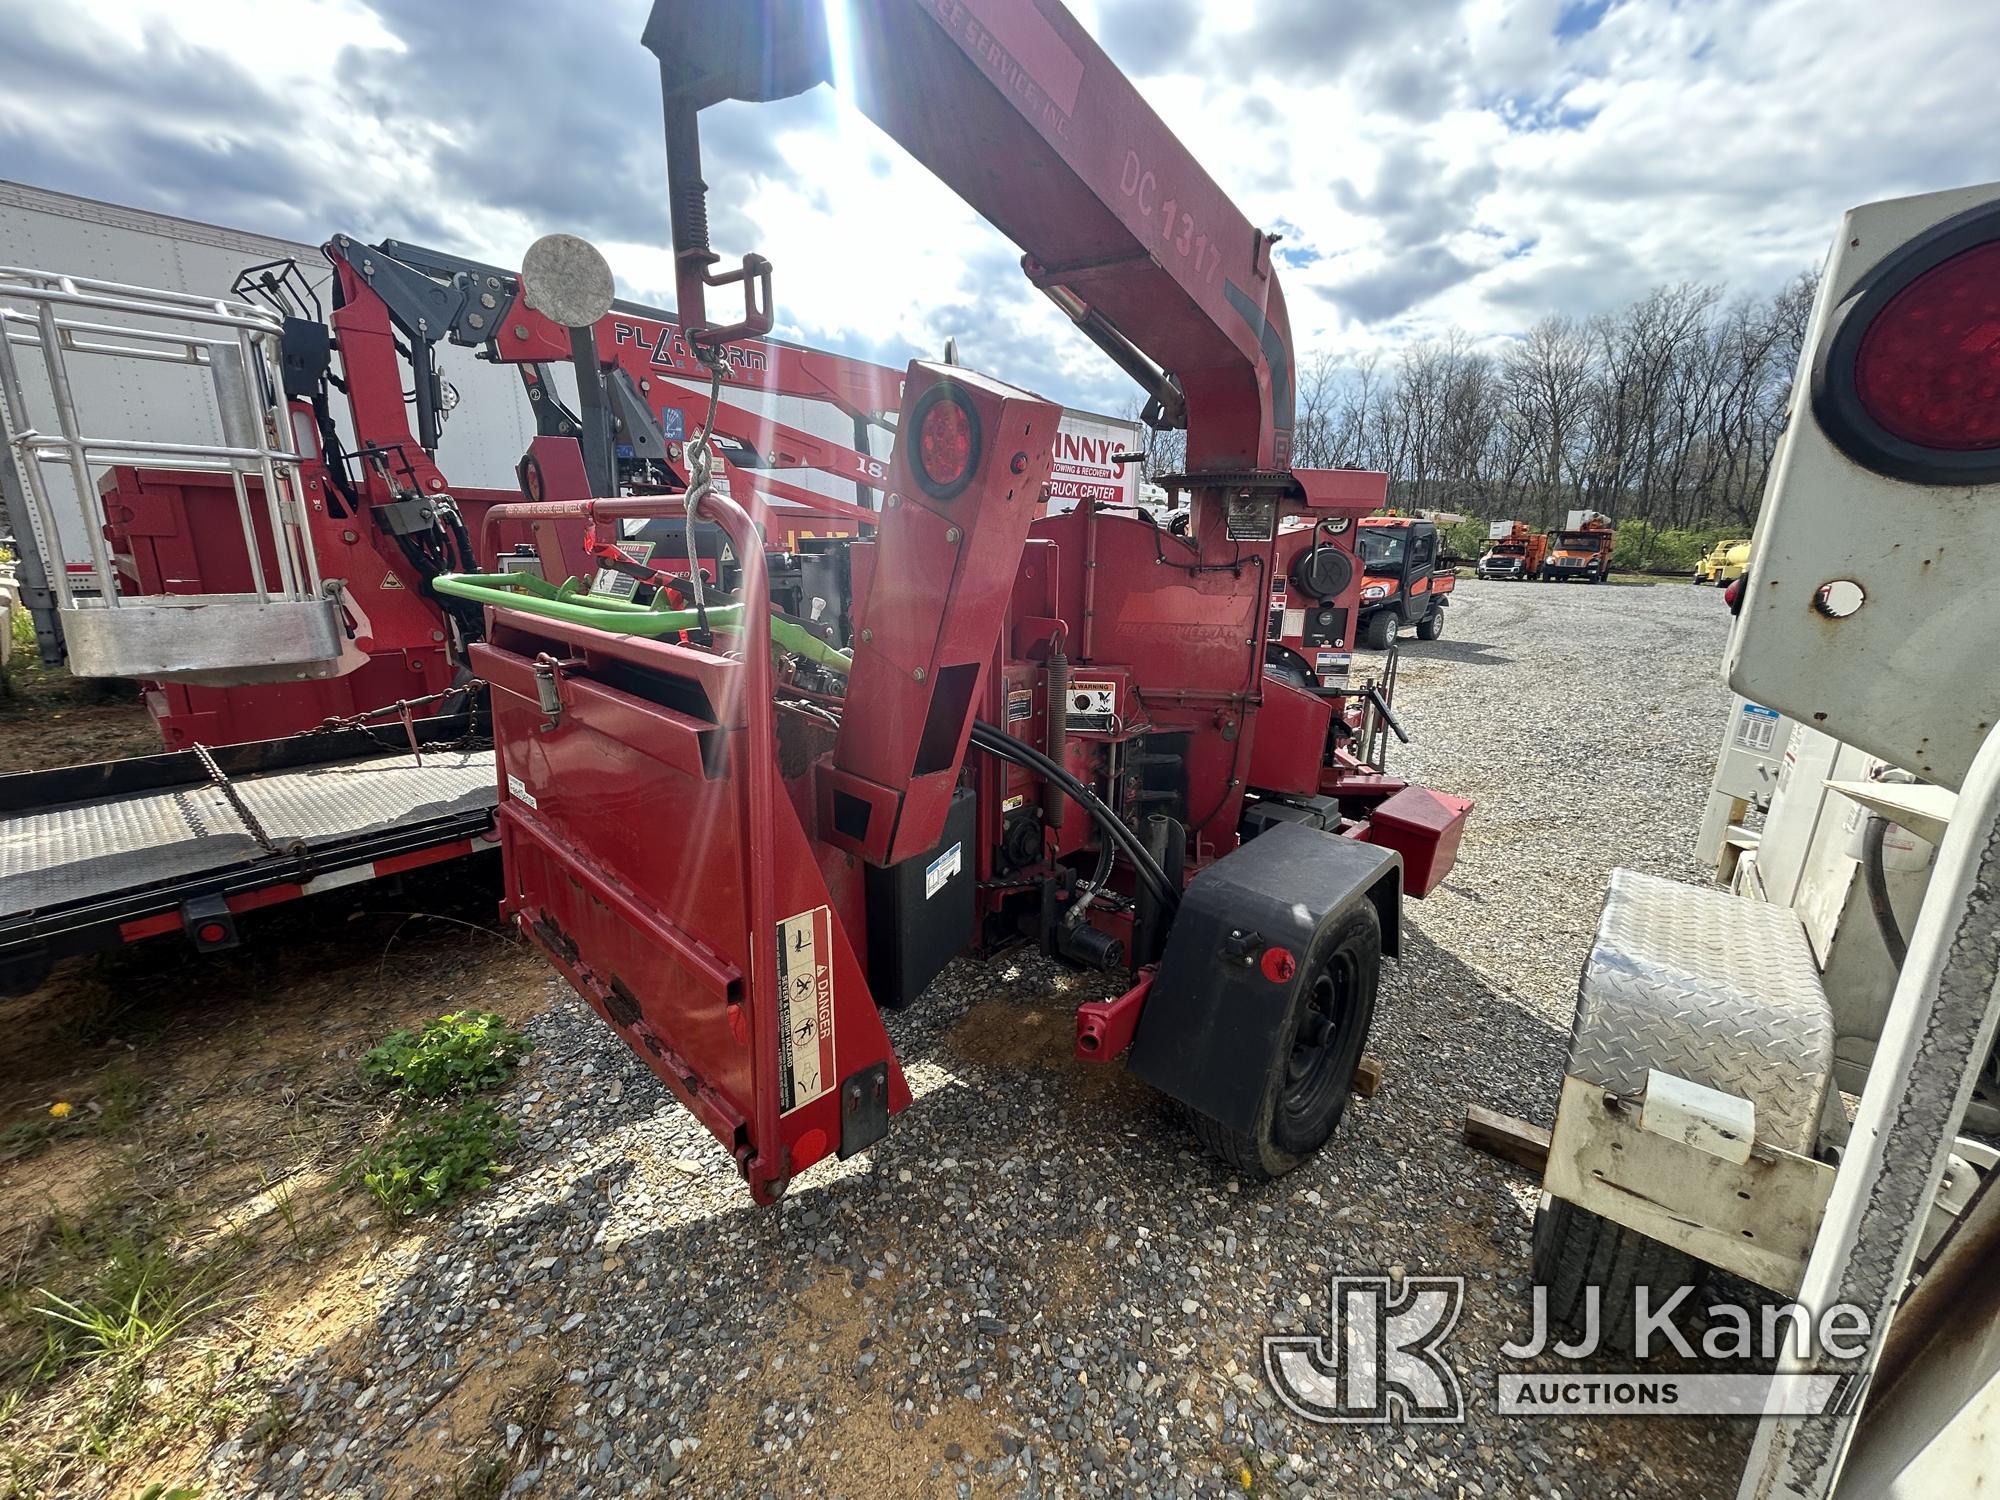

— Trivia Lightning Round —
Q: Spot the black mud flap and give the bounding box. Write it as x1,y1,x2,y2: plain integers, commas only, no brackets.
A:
1126,824,1401,1140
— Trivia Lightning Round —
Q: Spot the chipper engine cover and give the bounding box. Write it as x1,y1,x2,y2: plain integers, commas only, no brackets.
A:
1127,823,1402,1178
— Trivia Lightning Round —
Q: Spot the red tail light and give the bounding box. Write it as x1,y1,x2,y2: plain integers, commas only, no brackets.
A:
1813,203,2000,486
1852,241,2000,450
910,383,980,499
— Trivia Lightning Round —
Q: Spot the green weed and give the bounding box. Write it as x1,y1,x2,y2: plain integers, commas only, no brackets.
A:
361,1012,531,1101
348,1101,519,1216
31,1245,215,1367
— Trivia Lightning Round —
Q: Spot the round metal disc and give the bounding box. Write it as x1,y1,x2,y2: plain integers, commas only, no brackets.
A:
519,233,615,328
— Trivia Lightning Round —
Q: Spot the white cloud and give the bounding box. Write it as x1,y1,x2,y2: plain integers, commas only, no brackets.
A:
3,0,1996,414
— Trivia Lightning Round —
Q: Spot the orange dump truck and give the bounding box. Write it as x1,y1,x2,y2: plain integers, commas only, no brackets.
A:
1475,521,1549,580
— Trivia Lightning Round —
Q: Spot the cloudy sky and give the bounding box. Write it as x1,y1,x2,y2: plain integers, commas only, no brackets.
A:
3,0,1996,415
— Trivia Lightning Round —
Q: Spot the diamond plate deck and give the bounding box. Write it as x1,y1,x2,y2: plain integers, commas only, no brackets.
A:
0,749,496,919
1567,868,1834,1154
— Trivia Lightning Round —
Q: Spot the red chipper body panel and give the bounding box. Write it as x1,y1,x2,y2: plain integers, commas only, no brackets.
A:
437,0,1476,1200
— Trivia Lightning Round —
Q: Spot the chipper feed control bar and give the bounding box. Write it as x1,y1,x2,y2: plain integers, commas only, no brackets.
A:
443,0,1472,1204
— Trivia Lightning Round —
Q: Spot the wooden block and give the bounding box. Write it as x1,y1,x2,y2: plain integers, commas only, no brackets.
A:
1462,1104,1550,1175
1352,1054,1385,1100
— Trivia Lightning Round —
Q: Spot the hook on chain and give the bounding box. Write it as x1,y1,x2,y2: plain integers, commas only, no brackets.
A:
676,357,726,638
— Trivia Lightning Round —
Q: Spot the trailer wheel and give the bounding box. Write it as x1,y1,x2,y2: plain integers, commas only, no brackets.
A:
1362,610,1398,650
1531,1198,1707,1355
1415,609,1444,641
1190,901,1379,1178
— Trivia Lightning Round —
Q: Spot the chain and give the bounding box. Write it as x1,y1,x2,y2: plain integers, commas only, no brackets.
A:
305,679,485,737
679,358,725,628
194,743,297,860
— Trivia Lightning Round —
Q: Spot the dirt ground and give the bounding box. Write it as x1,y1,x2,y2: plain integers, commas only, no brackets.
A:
0,637,162,773
0,860,542,1500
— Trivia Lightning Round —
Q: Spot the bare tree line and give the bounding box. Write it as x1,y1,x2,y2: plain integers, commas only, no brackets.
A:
1137,271,1820,550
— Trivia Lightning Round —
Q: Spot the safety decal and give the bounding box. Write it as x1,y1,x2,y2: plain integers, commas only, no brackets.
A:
1733,702,1781,754
925,842,962,899
776,905,837,1115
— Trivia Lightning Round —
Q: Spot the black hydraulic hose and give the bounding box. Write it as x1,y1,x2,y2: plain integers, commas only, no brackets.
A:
1364,685,1410,744
1065,832,1118,930
969,722,1180,914
1861,815,1910,969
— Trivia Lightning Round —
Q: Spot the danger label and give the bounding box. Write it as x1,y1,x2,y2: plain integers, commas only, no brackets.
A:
776,906,837,1115
591,540,655,600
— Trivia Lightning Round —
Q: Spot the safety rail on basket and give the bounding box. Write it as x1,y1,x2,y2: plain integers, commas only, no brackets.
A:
0,265,342,686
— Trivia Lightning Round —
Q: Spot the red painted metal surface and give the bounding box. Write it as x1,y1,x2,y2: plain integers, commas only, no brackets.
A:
826,365,1062,864
1359,786,1474,899
471,492,910,1204
830,1,1294,470
101,463,459,748
1246,675,1333,798
1076,971,1152,1060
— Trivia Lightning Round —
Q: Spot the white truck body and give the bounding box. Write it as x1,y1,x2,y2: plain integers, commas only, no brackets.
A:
1532,180,2000,1500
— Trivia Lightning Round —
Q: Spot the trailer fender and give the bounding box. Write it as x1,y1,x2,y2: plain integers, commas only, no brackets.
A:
1126,824,1401,1144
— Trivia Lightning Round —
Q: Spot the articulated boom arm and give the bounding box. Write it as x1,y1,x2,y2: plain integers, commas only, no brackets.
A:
643,0,1296,472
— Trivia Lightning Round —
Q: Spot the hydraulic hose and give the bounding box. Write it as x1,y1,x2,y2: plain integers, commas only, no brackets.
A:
431,574,852,675
1065,831,1117,930
1861,815,1910,969
969,721,1179,914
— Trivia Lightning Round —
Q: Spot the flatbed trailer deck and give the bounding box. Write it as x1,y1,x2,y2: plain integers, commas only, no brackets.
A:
0,716,497,994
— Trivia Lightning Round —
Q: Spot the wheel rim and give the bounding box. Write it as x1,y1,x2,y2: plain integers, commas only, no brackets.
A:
1279,950,1361,1135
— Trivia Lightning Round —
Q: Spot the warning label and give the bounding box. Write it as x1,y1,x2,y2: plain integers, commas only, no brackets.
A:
591,540,655,601
1733,703,1781,754
776,906,837,1115
925,842,962,899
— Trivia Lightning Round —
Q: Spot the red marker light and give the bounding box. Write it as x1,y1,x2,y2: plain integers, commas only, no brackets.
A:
911,384,981,499
920,400,972,487
1260,946,1298,983
1853,240,2000,452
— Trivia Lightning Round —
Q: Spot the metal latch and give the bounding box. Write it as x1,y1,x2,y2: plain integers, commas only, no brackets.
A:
532,655,564,731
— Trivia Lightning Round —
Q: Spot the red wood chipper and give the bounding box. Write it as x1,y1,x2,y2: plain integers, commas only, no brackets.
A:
437,0,1472,1204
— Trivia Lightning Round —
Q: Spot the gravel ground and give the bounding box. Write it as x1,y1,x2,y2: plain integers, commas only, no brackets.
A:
196,578,1749,1500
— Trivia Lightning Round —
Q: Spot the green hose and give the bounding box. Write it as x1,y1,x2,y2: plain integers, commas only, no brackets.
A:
434,573,851,675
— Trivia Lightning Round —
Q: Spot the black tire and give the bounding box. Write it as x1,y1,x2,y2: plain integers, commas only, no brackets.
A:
1531,1198,1707,1355
1189,902,1380,1179
1362,609,1398,650
1415,608,1444,641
